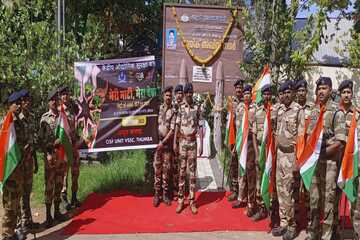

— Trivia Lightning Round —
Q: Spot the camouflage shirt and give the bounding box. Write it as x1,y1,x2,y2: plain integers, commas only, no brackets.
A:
39,110,58,153
175,101,203,136
235,102,256,140
340,105,360,136
276,101,304,147
253,103,277,143
18,111,38,152
158,103,175,139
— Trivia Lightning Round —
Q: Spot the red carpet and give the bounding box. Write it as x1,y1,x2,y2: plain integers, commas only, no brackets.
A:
62,191,269,235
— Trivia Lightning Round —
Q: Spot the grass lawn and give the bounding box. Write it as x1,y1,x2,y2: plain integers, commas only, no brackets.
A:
31,150,153,206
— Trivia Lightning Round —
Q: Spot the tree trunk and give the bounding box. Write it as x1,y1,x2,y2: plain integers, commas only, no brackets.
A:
214,61,224,156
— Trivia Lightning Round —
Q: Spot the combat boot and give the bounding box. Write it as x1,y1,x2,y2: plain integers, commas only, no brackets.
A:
282,230,298,240
15,228,26,240
71,192,81,208
176,199,184,214
153,193,160,207
163,193,171,206
246,207,256,218
190,201,198,215
62,192,72,211
54,202,67,223
1,235,17,240
272,226,287,237
231,200,247,209
227,192,238,202
44,204,54,228
252,208,268,221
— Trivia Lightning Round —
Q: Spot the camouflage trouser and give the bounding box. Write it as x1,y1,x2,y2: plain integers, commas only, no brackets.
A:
172,145,180,194
2,166,23,238
62,150,80,195
308,159,339,240
230,152,239,194
145,149,155,185
20,153,34,226
276,148,300,232
153,145,173,195
255,145,265,210
352,176,360,240
238,141,256,208
45,152,66,205
178,139,197,202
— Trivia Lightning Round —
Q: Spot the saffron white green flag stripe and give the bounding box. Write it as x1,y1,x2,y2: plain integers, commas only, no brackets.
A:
298,107,325,191
236,105,249,176
0,112,21,191
55,105,74,164
252,64,271,104
337,112,359,202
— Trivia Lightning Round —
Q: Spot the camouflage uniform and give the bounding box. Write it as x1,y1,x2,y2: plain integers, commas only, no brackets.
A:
39,110,65,208
306,100,346,240
176,101,203,203
154,103,175,197
2,114,25,238
171,101,181,197
229,96,241,195
235,102,256,208
275,101,304,232
18,111,38,227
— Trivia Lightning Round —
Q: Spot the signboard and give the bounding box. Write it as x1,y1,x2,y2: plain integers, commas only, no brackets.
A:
163,4,244,95
74,56,160,153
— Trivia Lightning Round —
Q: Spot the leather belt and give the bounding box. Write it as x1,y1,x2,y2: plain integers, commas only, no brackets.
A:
278,144,295,153
179,133,197,141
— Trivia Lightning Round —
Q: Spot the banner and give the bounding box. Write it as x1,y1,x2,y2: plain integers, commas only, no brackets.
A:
163,4,244,95
74,56,160,152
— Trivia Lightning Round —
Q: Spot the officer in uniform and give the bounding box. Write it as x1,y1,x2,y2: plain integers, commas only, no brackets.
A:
273,81,304,240
1,92,26,240
228,79,244,202
58,86,81,210
171,84,183,200
17,89,40,234
39,88,67,227
174,83,203,214
231,84,257,218
306,77,346,240
153,86,175,207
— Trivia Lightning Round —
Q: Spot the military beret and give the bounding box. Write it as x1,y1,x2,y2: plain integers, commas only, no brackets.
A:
243,84,252,93
184,82,194,93
261,84,271,94
174,84,183,93
279,81,293,92
316,76,332,88
234,79,244,87
18,89,29,98
58,86,69,94
295,80,308,90
338,80,353,92
162,86,173,94
7,91,22,104
48,88,58,101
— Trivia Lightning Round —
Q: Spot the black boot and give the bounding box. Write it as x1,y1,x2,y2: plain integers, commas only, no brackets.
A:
15,228,26,240
71,192,81,208
44,204,53,228
62,192,72,211
54,202,67,223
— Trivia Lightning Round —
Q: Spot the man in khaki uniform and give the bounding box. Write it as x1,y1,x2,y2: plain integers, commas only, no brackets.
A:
153,86,175,207
273,81,304,240
174,83,203,214
232,84,257,217
228,79,244,202
306,77,346,240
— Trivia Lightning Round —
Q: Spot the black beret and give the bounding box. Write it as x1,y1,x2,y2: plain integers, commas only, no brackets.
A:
18,89,29,98
162,86,173,94
316,77,332,88
295,80,308,90
58,86,69,94
279,81,293,92
184,83,194,93
243,84,252,93
234,79,244,87
48,88,59,101
7,91,22,104
174,84,183,93
261,84,271,94
338,80,353,92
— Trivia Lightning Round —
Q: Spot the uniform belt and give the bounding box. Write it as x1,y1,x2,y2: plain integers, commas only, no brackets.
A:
179,133,197,141
278,144,295,153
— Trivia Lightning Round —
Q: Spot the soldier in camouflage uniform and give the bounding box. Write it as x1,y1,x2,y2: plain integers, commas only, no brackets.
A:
17,90,40,234
1,92,26,240
39,88,67,228
171,84,183,200
337,80,360,240
231,84,257,217
174,83,203,214
58,86,81,210
273,81,304,240
153,86,175,207
228,79,244,202
252,84,275,221
306,77,346,240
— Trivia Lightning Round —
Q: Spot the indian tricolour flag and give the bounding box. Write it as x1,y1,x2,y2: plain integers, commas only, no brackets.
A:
260,105,275,209
236,104,249,176
338,112,358,202
55,105,74,164
225,97,236,149
297,107,325,191
0,112,21,191
252,64,271,104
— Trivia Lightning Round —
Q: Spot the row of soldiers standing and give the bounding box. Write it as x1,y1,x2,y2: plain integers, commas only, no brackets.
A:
1,86,81,240
227,77,360,240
